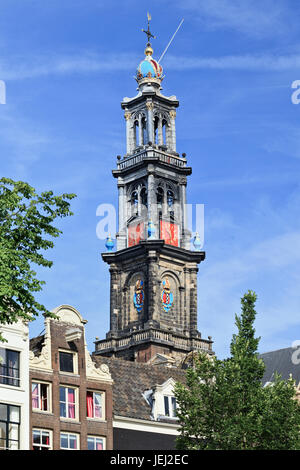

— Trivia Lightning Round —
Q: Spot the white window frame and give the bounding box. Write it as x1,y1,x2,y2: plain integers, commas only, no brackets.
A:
58,349,78,375
60,432,79,450
163,395,177,418
32,381,51,413
86,390,105,421
0,403,20,450
32,428,52,450
0,347,20,388
87,435,106,450
59,385,78,421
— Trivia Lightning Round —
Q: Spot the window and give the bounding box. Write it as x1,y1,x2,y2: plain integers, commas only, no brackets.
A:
86,391,104,420
140,187,147,209
59,351,75,373
167,189,174,208
60,386,77,420
131,190,138,216
32,429,51,450
0,404,20,450
32,382,50,412
157,187,164,210
0,348,20,387
164,396,177,418
60,432,79,450
87,436,105,450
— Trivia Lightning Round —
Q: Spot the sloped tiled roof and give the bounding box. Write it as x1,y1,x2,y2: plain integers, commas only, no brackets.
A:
92,355,186,421
260,347,300,386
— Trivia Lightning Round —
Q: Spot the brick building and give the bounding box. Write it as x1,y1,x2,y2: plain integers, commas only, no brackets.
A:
29,305,113,450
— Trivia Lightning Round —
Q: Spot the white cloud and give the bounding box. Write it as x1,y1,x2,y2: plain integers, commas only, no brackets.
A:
2,48,300,83
176,0,290,38
0,52,139,81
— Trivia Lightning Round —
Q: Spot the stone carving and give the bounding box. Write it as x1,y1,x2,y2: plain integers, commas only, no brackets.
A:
133,279,144,313
161,277,174,313
85,349,112,383
146,101,154,110
29,319,52,371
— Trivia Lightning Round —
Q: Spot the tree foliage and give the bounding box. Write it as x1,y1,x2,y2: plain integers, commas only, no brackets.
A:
175,291,300,450
0,177,76,337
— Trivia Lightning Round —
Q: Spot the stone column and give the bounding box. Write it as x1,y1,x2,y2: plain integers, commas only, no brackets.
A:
133,121,137,150
124,111,132,155
117,181,126,250
138,114,143,146
158,115,163,146
180,180,188,248
147,250,159,323
179,285,185,330
109,267,119,333
147,167,157,238
165,122,172,151
189,267,199,335
169,110,176,152
146,102,154,144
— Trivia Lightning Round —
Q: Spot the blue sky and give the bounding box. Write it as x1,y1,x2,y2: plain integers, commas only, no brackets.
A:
1,0,300,359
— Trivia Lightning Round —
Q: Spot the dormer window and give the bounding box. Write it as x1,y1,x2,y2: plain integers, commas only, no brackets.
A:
145,377,178,421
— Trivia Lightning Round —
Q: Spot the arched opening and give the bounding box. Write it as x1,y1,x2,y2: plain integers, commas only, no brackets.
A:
157,187,164,211
131,190,138,216
140,187,147,207
140,187,148,216
167,189,174,208
133,121,138,149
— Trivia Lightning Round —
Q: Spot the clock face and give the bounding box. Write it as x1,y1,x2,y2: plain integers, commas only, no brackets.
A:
128,222,145,247
160,220,179,247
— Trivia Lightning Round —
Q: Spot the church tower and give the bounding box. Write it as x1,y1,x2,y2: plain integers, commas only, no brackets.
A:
94,21,213,364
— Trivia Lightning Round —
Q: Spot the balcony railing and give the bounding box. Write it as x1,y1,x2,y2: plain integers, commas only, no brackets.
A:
95,327,212,354
117,148,187,171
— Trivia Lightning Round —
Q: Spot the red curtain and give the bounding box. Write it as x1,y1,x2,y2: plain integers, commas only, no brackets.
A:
86,393,93,418
68,389,75,419
32,383,39,409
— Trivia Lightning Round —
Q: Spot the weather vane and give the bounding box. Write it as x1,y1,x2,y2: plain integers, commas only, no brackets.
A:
142,12,156,45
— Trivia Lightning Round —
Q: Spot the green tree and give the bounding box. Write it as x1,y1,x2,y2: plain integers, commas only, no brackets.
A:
175,291,300,450
0,177,76,339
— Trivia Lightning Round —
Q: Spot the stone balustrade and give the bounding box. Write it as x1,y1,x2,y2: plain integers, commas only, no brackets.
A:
117,148,187,171
95,327,212,354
